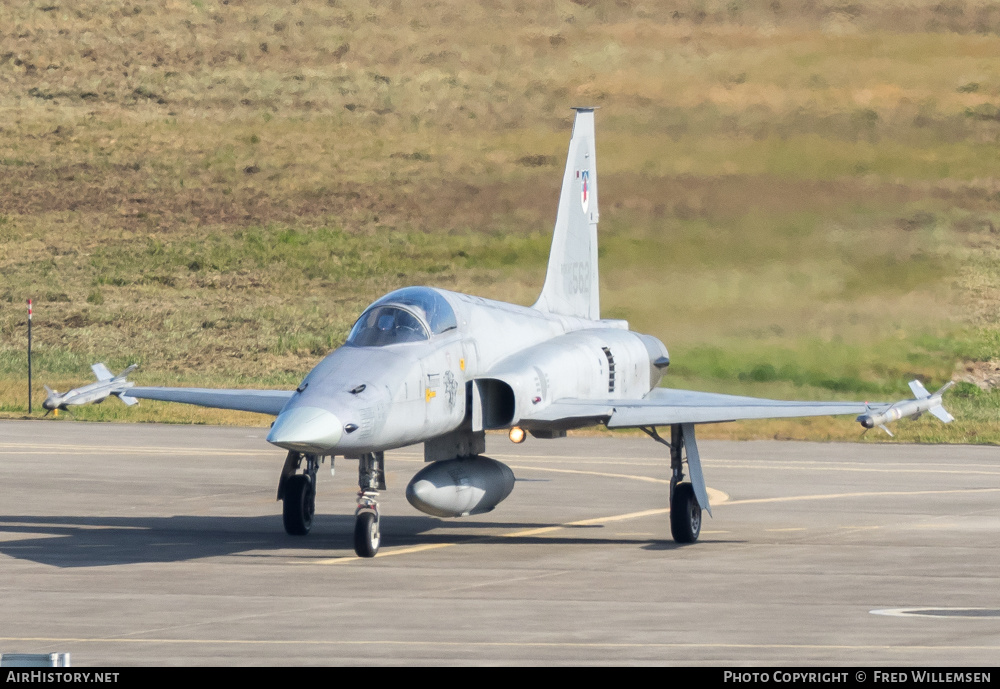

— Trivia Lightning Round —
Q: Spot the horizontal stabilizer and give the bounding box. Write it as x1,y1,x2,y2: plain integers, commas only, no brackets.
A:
118,394,139,407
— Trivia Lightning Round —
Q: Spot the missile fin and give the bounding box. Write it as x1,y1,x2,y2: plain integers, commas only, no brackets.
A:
908,380,931,399
929,405,954,423
933,381,955,398
92,363,114,382
878,424,894,437
115,364,139,380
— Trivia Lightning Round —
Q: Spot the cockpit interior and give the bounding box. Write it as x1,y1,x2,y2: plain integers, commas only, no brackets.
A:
347,287,457,347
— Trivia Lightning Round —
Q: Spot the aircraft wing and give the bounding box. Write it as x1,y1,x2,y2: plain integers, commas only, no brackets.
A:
127,387,294,415
523,387,892,429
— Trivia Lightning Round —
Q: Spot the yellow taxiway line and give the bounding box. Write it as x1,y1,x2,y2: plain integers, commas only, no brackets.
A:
306,484,1000,565
308,505,680,565
4,440,997,566
723,486,1000,506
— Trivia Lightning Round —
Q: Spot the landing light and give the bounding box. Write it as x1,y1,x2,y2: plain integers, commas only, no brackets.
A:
508,426,526,444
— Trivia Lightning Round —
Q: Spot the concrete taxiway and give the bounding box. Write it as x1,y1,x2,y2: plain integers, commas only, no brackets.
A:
0,420,998,666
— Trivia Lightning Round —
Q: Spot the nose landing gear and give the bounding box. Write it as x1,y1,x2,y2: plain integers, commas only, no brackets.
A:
277,450,386,556
354,452,385,557
354,499,381,558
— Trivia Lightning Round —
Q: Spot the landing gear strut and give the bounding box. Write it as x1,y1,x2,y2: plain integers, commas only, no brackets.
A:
354,451,385,557
666,424,701,543
278,451,319,536
642,424,702,544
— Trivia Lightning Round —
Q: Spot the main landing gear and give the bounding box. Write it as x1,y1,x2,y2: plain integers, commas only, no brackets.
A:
641,424,703,544
667,424,701,543
277,450,386,557
278,451,319,535
670,481,701,543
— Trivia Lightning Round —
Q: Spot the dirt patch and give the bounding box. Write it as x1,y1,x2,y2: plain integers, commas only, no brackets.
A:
63,313,92,328
955,360,1000,391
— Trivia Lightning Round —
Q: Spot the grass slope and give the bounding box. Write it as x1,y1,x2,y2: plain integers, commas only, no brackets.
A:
1,1,999,441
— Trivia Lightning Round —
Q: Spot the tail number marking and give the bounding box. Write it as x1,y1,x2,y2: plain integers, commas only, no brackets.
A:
561,261,591,296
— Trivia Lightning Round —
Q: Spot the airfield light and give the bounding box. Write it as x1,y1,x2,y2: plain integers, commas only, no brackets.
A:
508,426,526,444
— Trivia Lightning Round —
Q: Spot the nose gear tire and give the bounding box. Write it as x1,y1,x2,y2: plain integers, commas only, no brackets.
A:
354,511,381,557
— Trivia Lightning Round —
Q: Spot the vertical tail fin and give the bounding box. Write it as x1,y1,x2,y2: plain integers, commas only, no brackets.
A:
533,108,600,321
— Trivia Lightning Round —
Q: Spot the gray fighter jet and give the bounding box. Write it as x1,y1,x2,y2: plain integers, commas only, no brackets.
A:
60,109,953,557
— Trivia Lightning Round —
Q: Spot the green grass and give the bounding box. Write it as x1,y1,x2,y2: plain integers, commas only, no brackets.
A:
1,1,1000,441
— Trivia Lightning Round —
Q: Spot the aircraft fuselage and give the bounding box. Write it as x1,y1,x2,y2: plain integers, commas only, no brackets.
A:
266,287,668,456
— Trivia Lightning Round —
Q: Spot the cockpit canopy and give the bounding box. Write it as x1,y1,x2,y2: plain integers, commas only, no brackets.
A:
347,287,457,347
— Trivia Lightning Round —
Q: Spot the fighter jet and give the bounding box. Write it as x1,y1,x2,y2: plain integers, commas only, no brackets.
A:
42,363,138,414
62,109,954,557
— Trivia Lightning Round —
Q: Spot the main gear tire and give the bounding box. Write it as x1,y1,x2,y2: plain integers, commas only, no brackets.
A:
670,482,701,544
282,474,314,536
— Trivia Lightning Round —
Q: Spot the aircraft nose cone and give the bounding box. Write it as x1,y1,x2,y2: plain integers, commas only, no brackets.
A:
267,406,343,454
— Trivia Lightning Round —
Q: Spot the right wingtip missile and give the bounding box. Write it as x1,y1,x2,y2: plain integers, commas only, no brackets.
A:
42,386,63,412
42,363,140,412
856,379,954,435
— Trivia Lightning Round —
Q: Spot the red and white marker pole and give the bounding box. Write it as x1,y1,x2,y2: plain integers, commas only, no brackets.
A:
27,299,32,414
